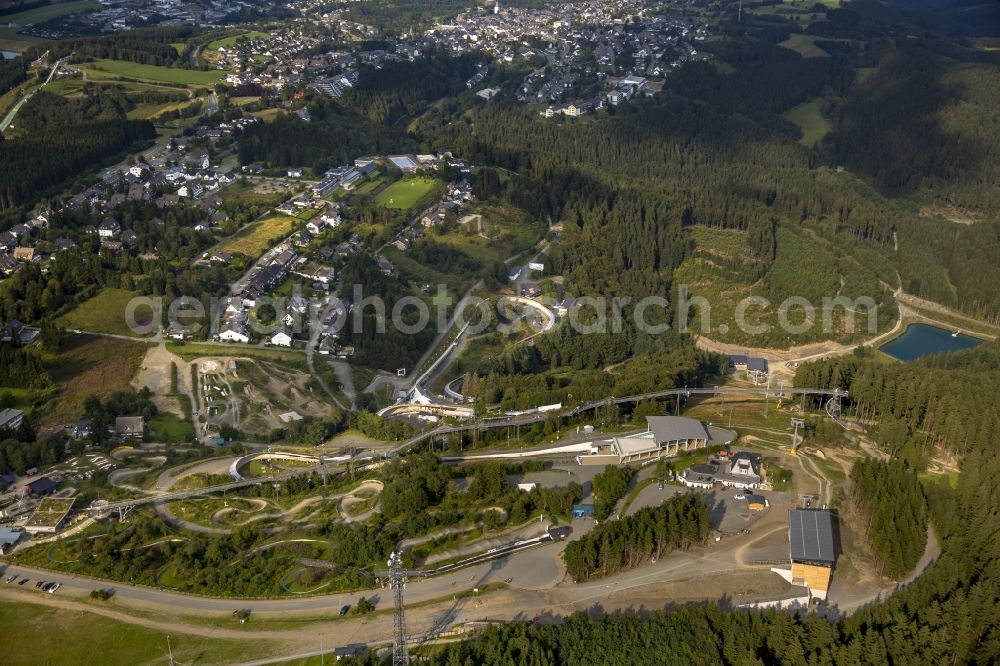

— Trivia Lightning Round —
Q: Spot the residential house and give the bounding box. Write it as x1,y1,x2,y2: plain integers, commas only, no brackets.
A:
178,183,204,198
98,218,121,238
679,451,763,490
377,257,395,276
219,313,251,343
0,231,17,252
0,408,24,431
12,247,34,262
1,320,24,343
0,254,19,275
166,322,189,341
273,250,297,268
270,328,293,347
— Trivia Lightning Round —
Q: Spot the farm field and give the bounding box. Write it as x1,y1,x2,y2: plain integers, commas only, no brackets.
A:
249,107,283,122
0,26,49,52
81,59,224,86
783,98,832,147
779,33,830,58
785,0,839,6
39,76,84,97
2,0,98,24
216,215,298,258
47,77,191,101
374,176,439,209
127,99,193,120
746,3,825,25
58,288,151,337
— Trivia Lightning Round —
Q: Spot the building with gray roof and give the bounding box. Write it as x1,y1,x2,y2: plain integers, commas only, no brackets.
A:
789,508,836,566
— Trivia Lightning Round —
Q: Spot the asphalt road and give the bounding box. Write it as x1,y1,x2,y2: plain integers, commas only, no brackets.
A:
0,536,567,613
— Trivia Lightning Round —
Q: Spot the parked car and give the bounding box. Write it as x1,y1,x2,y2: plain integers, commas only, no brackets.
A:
734,493,745,500
339,605,351,616
4,574,16,583
48,583,61,594
17,578,29,585
35,580,45,588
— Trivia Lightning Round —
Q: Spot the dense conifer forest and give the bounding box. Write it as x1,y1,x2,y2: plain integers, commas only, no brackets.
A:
563,494,709,582
0,90,155,210
849,458,927,579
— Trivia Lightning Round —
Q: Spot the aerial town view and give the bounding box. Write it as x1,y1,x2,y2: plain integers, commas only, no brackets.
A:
0,0,998,663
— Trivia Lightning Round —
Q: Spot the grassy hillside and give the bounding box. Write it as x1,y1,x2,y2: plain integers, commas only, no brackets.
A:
82,59,223,86
0,599,275,666
58,288,150,337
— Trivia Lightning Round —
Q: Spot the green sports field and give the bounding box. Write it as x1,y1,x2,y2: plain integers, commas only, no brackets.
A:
374,176,440,209
83,59,224,86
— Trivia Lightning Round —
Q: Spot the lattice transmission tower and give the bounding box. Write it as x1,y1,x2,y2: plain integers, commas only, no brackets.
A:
388,551,410,666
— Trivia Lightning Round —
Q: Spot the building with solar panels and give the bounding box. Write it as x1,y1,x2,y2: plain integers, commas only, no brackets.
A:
788,508,837,600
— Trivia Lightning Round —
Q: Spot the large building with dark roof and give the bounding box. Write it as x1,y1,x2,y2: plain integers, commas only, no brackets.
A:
728,354,769,384
788,508,837,599
579,416,735,465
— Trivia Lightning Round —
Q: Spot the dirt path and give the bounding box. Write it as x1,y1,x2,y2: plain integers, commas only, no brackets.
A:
796,453,831,505
900,523,941,586
897,292,1000,333
133,340,203,440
